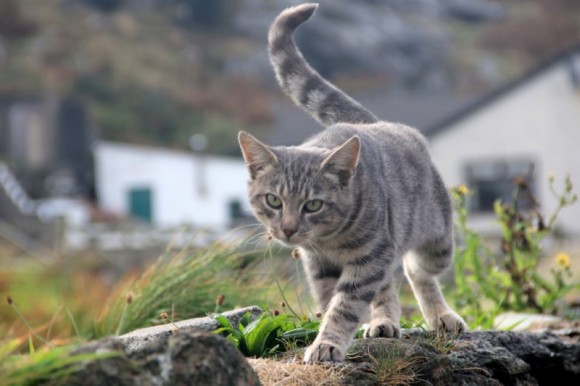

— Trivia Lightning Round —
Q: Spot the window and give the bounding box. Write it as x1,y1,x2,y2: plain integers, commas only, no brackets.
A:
229,199,245,220
466,160,536,213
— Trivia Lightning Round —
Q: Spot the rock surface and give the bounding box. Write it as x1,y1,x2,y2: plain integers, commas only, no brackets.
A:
62,330,261,386
327,329,580,385
118,305,263,353
54,307,579,385
251,322,580,385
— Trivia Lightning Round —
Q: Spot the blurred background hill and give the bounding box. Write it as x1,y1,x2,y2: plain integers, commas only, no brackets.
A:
1,0,579,351
0,0,579,253
1,0,578,157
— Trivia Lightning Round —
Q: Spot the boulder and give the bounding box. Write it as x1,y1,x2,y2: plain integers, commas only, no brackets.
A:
343,329,580,385
62,330,261,386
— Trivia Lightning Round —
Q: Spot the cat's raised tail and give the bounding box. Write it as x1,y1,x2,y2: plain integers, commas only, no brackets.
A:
268,3,378,126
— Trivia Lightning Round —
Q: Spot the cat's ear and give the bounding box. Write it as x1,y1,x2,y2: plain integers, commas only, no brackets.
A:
238,131,278,179
320,136,360,186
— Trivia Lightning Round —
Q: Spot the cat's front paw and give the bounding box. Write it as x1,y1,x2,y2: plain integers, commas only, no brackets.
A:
304,341,345,363
436,311,468,334
363,318,401,338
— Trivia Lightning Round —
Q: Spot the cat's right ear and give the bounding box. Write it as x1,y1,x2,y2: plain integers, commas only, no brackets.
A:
238,131,278,179
319,135,360,186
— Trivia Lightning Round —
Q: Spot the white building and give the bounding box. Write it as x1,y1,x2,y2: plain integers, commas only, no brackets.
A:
93,141,252,231
428,45,580,237
93,46,580,240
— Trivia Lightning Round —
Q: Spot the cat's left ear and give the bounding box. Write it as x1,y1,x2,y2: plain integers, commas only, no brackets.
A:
238,131,278,179
320,136,360,186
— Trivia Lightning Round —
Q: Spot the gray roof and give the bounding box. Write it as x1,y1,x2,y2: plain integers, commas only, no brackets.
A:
266,91,480,146
427,43,580,136
266,43,580,147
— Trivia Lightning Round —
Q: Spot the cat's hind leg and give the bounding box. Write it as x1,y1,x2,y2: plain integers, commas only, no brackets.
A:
403,238,467,333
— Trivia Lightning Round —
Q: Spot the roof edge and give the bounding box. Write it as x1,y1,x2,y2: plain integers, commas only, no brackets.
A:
426,42,580,137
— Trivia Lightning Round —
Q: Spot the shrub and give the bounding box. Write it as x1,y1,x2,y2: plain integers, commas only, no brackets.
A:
451,175,579,328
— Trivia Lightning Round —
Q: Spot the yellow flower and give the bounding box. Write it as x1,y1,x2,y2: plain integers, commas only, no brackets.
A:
555,252,571,269
457,184,469,195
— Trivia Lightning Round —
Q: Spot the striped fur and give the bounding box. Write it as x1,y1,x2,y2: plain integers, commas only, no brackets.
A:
239,3,467,363
267,3,377,126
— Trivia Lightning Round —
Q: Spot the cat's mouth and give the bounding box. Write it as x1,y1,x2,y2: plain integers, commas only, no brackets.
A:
268,229,306,246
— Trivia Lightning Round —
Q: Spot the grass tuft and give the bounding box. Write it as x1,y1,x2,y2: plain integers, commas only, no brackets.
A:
370,346,423,386
0,340,120,386
95,243,277,336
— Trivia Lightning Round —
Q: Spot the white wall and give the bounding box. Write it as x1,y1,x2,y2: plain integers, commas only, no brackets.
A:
94,141,251,230
429,56,580,235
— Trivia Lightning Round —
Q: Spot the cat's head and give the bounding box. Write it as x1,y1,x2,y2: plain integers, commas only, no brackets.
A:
238,131,360,246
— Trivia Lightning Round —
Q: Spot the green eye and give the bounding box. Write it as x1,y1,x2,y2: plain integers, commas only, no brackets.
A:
304,199,323,213
265,193,282,209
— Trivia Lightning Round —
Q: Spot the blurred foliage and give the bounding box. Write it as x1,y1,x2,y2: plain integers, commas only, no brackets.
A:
172,0,236,30
0,240,292,354
73,75,205,148
0,0,36,39
85,0,124,14
0,259,111,347
451,175,579,329
0,0,272,155
1,0,578,154
483,0,580,65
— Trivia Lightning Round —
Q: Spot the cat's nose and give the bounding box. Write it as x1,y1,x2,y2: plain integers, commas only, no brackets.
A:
282,227,297,238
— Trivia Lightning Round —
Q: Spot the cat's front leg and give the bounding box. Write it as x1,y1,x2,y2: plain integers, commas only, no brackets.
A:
304,260,387,363
301,251,342,313
304,292,365,363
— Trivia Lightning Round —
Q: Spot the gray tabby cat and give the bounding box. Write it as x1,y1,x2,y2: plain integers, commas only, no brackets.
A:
238,3,467,363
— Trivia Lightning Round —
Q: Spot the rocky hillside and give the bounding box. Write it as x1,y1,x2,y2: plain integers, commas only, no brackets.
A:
44,307,580,385
1,0,578,155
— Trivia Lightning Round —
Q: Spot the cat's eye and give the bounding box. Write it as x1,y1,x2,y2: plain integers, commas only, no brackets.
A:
304,199,323,213
265,193,282,209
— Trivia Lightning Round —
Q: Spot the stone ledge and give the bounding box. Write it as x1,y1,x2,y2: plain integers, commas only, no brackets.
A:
119,305,263,353
51,308,580,385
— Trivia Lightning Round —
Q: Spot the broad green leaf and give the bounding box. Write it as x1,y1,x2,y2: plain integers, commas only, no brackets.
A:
213,315,234,333
244,314,288,357
280,328,318,340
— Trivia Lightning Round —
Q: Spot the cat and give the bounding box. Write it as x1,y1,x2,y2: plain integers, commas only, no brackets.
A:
238,3,467,363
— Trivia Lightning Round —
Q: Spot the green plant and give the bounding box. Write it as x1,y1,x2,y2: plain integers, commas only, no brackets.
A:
1,241,289,384
0,338,120,386
96,243,278,336
451,175,579,327
213,309,320,358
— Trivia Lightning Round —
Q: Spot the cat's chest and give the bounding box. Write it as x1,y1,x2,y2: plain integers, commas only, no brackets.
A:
300,239,376,266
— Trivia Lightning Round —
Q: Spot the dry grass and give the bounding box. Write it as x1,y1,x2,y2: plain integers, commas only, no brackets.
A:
248,358,349,386
366,349,423,386
248,342,425,386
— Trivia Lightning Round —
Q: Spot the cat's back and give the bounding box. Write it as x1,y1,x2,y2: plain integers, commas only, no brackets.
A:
305,121,431,163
